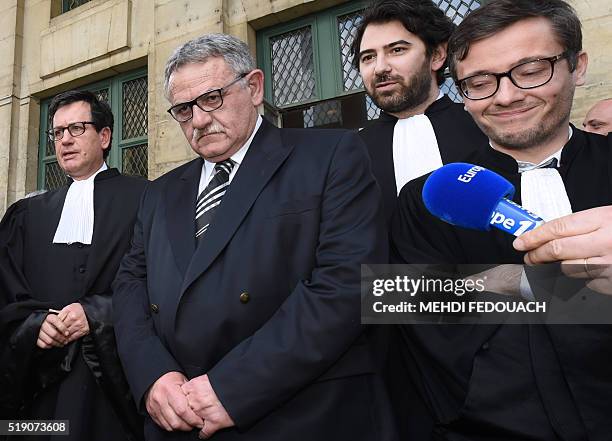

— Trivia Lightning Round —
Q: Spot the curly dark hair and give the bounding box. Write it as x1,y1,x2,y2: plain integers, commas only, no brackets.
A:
351,0,455,86
48,90,114,158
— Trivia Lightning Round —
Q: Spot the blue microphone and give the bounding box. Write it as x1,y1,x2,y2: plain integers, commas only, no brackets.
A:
422,163,544,236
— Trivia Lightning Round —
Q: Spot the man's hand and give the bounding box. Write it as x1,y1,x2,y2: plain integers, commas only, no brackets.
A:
468,264,524,297
57,303,90,343
36,313,69,348
181,374,234,439
513,206,612,294
146,371,204,432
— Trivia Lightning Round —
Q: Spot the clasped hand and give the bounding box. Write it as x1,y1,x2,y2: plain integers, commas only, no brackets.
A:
36,302,90,349
146,371,234,439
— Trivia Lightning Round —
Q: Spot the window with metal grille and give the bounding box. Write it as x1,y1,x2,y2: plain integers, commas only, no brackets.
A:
257,0,482,129
38,69,148,191
62,0,91,13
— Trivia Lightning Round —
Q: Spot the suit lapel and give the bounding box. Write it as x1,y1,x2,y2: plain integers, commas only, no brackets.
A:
167,159,201,277
181,121,293,294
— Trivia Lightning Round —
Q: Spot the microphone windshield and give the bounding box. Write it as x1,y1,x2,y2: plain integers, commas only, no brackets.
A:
422,163,515,231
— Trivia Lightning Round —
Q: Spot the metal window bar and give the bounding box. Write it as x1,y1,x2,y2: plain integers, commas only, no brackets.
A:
121,144,148,177
120,76,148,178
270,26,316,107
338,11,364,92
62,0,91,13
122,77,148,140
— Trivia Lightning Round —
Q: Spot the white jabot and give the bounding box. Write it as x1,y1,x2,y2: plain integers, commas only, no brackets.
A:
392,114,442,195
521,169,572,222
53,162,108,245
519,164,572,300
519,127,573,222
513,127,573,301
198,115,262,195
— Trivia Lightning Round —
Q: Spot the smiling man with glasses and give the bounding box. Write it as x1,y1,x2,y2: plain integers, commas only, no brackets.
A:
390,0,612,440
450,10,587,161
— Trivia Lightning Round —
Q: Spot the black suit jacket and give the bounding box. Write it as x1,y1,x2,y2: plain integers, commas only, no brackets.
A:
113,120,396,441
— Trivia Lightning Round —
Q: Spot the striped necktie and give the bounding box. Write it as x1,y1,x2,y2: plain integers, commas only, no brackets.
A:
195,159,234,239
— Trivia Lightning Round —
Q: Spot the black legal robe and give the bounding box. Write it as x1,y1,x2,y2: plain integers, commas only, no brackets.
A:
0,169,146,441
359,95,487,441
391,128,612,441
359,95,487,224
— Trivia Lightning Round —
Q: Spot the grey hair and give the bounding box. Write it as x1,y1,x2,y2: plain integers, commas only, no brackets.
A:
164,33,255,100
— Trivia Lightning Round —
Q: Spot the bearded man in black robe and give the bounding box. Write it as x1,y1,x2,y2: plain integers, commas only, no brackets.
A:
352,0,486,224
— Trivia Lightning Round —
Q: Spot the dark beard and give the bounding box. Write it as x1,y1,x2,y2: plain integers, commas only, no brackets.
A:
368,60,433,114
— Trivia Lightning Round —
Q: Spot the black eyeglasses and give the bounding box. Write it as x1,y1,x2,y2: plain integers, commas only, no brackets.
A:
167,72,249,122
48,121,96,141
457,53,568,100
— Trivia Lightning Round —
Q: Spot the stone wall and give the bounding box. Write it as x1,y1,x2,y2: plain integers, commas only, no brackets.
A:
0,0,609,215
570,0,612,127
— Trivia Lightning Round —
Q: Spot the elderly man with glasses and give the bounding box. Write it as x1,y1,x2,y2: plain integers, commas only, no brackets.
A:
112,33,395,441
0,90,146,441
391,0,612,440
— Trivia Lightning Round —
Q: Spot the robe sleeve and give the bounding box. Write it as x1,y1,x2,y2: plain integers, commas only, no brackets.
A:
0,199,29,309
391,176,468,264
0,200,69,416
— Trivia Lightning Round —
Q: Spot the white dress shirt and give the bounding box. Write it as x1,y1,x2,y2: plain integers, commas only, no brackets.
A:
198,115,263,196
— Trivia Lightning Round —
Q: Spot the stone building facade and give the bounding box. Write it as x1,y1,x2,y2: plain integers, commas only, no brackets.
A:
0,0,610,215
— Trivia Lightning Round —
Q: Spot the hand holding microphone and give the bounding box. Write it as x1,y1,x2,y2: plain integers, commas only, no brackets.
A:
422,163,612,293
514,206,612,294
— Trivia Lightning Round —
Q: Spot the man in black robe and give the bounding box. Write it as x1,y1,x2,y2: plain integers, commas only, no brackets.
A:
391,1,612,440
352,3,487,438
0,90,145,441
352,0,486,223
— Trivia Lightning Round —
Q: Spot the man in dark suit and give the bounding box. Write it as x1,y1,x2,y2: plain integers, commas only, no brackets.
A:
112,33,393,441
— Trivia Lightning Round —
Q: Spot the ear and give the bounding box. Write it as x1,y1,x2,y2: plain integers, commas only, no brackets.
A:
573,51,588,86
430,42,448,74
99,126,112,150
246,69,265,107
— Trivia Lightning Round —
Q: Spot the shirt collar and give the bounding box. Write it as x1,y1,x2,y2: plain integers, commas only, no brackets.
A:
69,162,108,183
488,126,572,173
